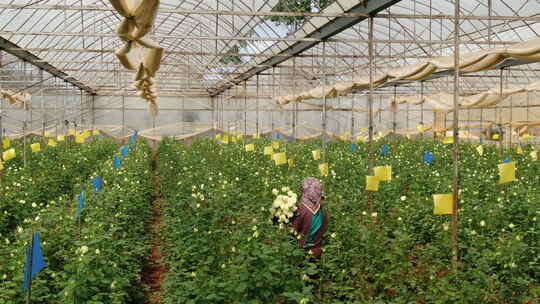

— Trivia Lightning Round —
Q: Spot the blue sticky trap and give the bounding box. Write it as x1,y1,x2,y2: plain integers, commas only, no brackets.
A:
114,156,121,169
92,177,102,191
424,152,433,164
480,138,484,144
350,143,357,152
77,192,85,217
381,144,389,156
121,146,129,157
276,133,281,139
503,157,510,163
23,232,46,291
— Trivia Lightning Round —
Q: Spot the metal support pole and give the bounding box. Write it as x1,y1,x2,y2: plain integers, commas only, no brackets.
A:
393,85,397,133
23,120,27,167
40,69,45,140
244,80,247,136
420,81,424,137
367,17,375,215
499,68,504,155
292,57,297,139
271,66,275,138
256,74,260,135
322,41,327,148
122,95,125,137
451,0,461,274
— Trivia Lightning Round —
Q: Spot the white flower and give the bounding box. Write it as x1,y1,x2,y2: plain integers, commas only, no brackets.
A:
32,203,37,208
2,274,6,280
362,211,367,216
302,274,309,281
400,196,406,201
509,223,515,229
196,203,201,208
272,189,279,196
330,233,336,238
480,220,485,227
300,299,309,304
281,187,290,192
193,228,198,232
190,272,196,277
110,281,117,289
79,246,89,255
371,212,377,217
221,264,226,269
95,249,100,255
516,235,522,241
231,247,236,253
397,217,402,221
442,223,449,231
252,225,258,231
252,231,259,238
17,226,23,233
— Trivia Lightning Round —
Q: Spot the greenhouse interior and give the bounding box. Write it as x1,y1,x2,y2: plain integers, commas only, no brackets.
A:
0,0,539,303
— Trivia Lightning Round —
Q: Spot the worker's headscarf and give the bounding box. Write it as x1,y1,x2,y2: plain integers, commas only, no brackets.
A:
301,177,324,214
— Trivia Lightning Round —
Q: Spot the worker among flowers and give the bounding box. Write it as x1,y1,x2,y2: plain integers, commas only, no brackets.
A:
292,177,330,259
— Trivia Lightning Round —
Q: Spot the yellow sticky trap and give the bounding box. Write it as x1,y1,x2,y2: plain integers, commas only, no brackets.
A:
531,151,538,161
319,163,329,177
92,130,100,135
223,134,229,142
272,141,280,149
68,129,76,136
83,130,91,138
499,161,516,184
216,134,222,140
365,176,380,191
231,136,237,143
406,135,411,140
245,144,255,152
288,159,294,168
374,166,392,182
57,135,65,141
273,152,287,166
356,136,365,143
2,148,16,161
263,146,274,156
433,194,453,215
522,134,532,140
417,124,424,133
312,149,321,161
443,136,454,144
360,128,367,133
493,134,500,140
44,131,52,138
344,131,352,137
31,143,41,153
476,145,484,156
2,138,10,149
516,146,523,155
463,131,469,138
339,135,346,141
48,139,57,147
75,136,85,144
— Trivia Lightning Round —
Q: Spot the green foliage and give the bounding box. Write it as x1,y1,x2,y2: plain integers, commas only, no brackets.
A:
158,137,539,303
0,139,153,304
269,0,333,26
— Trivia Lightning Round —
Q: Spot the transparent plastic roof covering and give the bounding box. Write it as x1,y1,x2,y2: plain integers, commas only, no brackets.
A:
0,0,539,97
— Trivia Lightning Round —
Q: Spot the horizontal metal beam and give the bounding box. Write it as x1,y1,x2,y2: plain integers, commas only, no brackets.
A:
0,31,518,46
2,4,540,22
0,36,95,94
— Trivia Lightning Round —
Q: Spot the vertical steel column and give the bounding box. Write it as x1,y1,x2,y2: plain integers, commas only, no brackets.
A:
392,85,397,133
122,95,126,137
292,57,297,139
451,0,461,274
40,69,45,140
367,16,375,215
420,81,424,137
271,66,275,138
256,74,260,135
244,80,247,136
499,68,504,154
322,41,327,148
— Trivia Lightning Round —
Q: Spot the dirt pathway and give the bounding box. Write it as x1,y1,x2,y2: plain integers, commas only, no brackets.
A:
142,152,167,304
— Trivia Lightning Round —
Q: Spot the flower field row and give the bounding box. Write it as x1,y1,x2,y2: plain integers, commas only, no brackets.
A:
0,139,153,304
0,136,117,236
158,137,538,303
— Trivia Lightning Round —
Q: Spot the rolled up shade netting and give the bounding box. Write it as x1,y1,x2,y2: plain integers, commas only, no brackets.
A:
108,0,163,116
0,90,31,110
390,80,540,112
275,38,540,104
